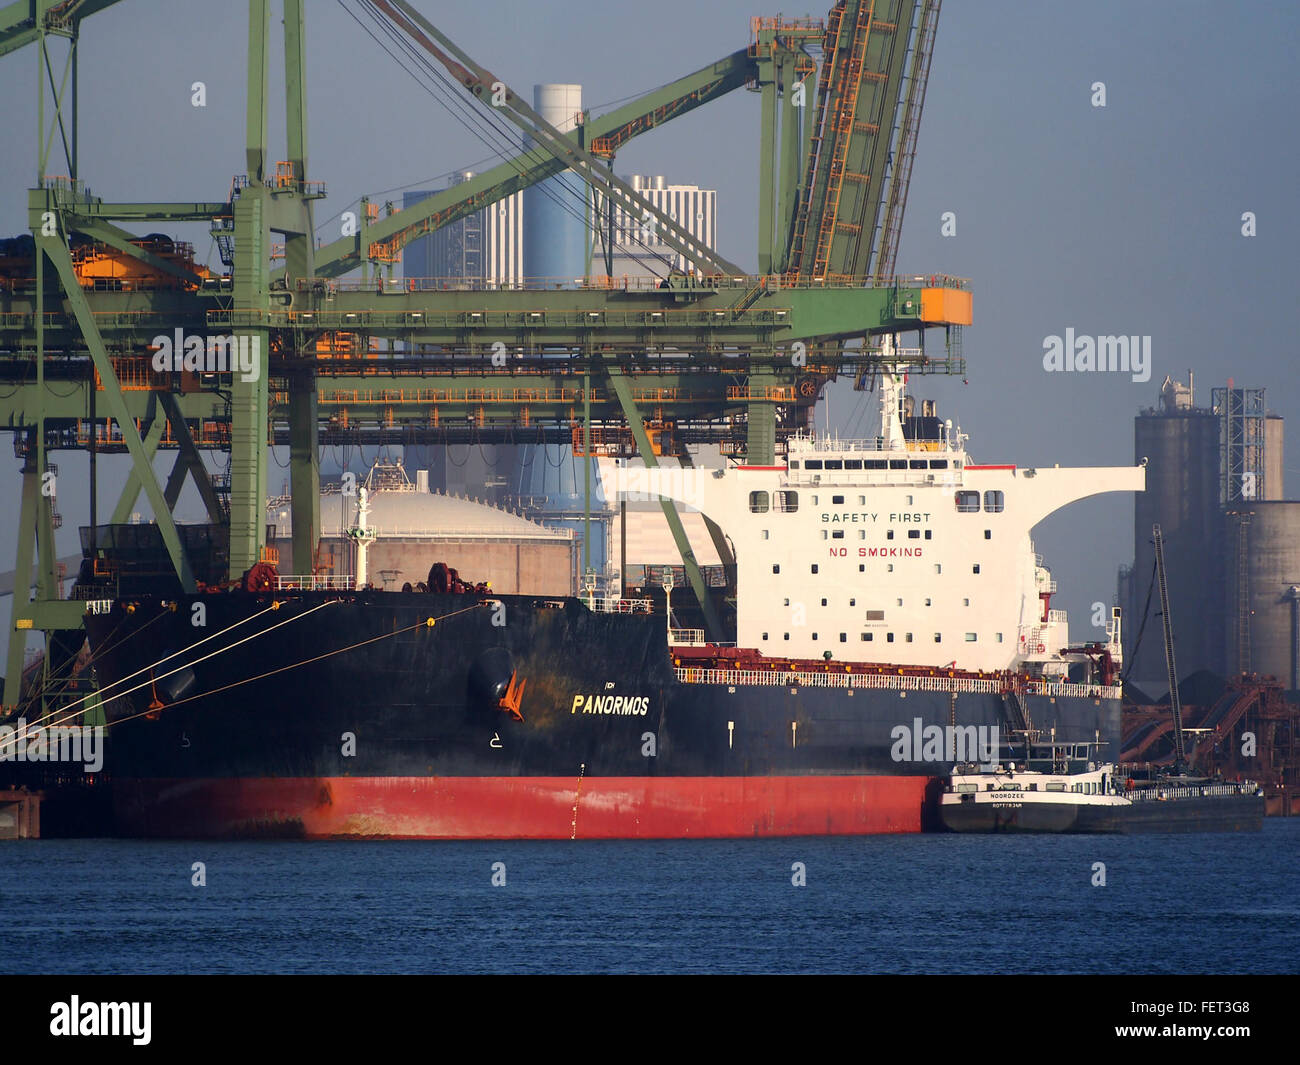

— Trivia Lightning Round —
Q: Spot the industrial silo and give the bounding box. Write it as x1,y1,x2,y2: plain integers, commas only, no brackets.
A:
523,83,586,284
1265,414,1285,499
1130,376,1225,685
1225,501,1300,687
510,82,608,580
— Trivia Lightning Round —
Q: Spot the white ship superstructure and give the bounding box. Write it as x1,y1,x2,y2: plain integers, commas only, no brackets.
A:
613,371,1144,677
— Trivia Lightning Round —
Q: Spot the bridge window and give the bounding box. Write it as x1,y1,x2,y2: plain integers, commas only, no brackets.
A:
749,490,769,513
984,490,1005,513
804,460,823,470
789,461,800,469
909,460,927,470
889,459,907,470
955,491,980,512
776,491,798,512
824,459,843,470
929,459,949,469
845,459,862,470
865,459,887,470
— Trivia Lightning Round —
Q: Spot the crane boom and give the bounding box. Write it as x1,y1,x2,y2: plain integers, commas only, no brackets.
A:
786,0,928,281
1153,523,1189,772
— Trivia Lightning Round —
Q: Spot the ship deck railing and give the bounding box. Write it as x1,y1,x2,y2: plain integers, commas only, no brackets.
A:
675,666,1004,694
669,628,707,646
782,468,960,488
584,596,654,614
1035,680,1121,699
1126,782,1260,802
674,666,1120,700
275,574,357,591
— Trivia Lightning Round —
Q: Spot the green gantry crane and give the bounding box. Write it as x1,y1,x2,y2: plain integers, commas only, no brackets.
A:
0,0,966,714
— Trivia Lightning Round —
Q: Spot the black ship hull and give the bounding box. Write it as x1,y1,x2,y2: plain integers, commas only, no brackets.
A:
80,590,1123,838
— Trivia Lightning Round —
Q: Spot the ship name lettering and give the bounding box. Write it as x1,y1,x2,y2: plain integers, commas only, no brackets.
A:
570,694,650,716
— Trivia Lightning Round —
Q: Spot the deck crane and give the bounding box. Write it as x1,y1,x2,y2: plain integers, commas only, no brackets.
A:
1152,524,1190,774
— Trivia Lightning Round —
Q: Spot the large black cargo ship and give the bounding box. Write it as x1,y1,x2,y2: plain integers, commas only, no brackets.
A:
66,384,1145,838
78,586,1126,838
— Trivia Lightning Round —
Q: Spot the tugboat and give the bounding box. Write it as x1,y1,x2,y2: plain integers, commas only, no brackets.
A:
939,740,1264,833
942,526,1265,834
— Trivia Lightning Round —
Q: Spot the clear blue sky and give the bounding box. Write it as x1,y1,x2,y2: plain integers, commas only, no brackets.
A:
0,0,1297,644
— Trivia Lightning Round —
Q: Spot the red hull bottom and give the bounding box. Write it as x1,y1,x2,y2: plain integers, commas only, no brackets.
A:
112,776,935,839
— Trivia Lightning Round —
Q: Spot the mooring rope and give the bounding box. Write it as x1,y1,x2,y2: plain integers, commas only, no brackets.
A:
95,601,487,732
0,599,337,754
12,602,277,730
